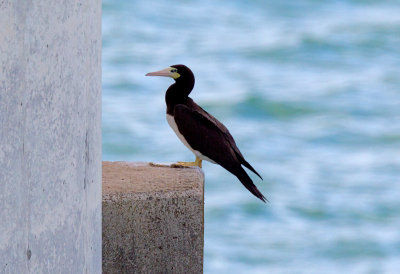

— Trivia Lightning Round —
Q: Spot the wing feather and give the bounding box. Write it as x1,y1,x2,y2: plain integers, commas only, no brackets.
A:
183,99,262,179
173,103,266,202
174,104,237,169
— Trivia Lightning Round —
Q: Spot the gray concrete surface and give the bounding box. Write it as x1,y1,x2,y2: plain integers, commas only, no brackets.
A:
0,1,102,273
102,161,204,274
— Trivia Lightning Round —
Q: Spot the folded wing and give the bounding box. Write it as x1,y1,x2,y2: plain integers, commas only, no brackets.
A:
174,103,266,202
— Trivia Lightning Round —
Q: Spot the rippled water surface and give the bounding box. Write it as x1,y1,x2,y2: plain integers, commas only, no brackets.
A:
102,1,400,273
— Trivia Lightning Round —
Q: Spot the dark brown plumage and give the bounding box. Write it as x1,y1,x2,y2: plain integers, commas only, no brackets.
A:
146,64,266,202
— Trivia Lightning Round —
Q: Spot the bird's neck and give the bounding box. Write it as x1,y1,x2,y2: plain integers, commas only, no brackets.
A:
165,80,194,115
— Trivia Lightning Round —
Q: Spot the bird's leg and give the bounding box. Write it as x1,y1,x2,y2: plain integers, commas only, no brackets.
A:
194,156,202,168
176,156,202,168
195,156,202,168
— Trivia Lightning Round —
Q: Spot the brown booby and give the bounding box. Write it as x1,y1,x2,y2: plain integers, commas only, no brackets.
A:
146,64,266,202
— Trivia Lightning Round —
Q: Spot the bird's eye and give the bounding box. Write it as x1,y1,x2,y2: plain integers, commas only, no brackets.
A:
171,69,177,73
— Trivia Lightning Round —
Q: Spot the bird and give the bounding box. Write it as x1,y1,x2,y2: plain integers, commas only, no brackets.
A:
146,64,266,202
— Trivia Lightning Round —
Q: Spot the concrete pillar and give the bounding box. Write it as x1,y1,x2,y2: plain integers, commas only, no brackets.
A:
102,162,204,274
0,1,101,273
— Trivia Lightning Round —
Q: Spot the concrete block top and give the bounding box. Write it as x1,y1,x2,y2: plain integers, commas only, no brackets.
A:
102,161,204,196
102,161,204,273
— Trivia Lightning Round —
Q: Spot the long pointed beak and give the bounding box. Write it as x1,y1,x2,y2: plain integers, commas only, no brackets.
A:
145,67,172,77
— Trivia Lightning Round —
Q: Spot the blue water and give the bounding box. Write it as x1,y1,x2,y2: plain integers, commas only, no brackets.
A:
102,1,400,273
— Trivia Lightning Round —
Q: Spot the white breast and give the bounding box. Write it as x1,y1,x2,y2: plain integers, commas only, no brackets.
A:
166,114,216,163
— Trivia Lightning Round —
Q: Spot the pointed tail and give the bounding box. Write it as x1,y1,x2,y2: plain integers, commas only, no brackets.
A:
234,166,266,202
234,151,263,180
241,159,263,180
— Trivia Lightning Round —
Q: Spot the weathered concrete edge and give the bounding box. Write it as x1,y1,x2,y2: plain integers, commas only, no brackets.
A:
103,188,203,201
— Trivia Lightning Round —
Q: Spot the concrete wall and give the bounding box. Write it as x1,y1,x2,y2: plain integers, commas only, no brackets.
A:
0,1,101,273
102,162,204,274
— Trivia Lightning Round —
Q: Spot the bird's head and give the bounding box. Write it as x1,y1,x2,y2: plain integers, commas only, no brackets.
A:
146,64,194,83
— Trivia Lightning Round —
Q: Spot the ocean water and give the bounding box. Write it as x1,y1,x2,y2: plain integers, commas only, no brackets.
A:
102,1,400,273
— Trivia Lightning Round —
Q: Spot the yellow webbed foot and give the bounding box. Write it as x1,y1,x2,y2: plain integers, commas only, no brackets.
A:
176,161,197,166
175,156,202,168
